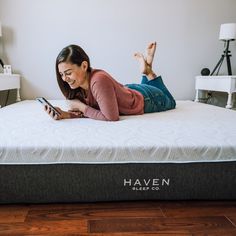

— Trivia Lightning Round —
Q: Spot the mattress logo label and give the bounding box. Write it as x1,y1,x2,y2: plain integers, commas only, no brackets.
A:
123,178,170,191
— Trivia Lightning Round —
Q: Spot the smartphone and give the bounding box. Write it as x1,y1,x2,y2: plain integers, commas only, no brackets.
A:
36,97,61,116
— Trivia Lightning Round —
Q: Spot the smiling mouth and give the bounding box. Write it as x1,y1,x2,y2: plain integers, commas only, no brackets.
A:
68,81,75,86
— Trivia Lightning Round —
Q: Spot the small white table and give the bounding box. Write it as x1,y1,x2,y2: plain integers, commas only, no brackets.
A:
195,75,236,109
0,73,21,107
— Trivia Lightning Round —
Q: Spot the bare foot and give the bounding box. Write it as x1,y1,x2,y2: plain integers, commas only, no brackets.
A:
146,42,157,66
134,51,157,80
134,52,150,75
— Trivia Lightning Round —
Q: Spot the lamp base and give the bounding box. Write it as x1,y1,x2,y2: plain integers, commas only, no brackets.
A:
211,40,232,76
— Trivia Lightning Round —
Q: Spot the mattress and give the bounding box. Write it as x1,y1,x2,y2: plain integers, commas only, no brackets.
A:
0,100,236,164
0,100,236,203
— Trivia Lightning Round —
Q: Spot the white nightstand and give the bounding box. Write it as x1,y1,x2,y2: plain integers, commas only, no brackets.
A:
195,75,236,109
0,73,21,107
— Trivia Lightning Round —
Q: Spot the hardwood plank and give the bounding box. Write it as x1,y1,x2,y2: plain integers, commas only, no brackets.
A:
0,205,29,223
0,220,87,235
161,201,236,218
29,201,161,210
89,216,234,233
24,233,191,236
26,208,163,222
77,232,190,236
26,201,163,222
191,228,236,235
159,200,236,208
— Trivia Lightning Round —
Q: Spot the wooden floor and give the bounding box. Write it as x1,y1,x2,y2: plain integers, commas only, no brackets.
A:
0,201,236,235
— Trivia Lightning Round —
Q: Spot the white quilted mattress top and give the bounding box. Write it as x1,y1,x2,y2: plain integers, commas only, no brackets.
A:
0,100,236,164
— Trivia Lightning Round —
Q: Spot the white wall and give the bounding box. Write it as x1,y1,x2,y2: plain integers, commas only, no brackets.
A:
0,0,236,103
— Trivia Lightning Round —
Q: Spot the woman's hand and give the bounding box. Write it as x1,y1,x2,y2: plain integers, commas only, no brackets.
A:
68,109,85,118
44,105,70,120
68,99,87,113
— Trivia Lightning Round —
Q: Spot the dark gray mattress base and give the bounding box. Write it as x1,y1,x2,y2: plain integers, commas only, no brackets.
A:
0,161,236,203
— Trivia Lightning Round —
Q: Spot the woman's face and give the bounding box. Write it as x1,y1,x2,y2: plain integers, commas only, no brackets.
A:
58,62,88,90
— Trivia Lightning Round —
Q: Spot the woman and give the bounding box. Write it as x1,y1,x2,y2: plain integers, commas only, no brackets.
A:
45,42,176,121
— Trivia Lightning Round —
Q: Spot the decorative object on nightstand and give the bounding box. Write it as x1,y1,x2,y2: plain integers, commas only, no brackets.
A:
211,23,236,76
3,65,12,75
201,68,211,76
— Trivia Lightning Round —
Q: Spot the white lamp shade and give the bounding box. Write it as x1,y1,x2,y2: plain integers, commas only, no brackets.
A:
219,23,236,41
0,22,2,37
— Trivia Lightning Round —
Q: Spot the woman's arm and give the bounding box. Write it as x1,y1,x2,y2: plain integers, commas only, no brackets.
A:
67,77,120,121
84,78,120,121
44,106,84,120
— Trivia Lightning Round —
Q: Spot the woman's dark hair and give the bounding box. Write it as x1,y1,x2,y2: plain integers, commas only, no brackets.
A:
55,44,92,101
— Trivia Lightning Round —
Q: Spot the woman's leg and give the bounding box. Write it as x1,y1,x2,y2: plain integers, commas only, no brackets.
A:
134,47,171,95
134,42,176,109
146,41,156,70
134,42,157,81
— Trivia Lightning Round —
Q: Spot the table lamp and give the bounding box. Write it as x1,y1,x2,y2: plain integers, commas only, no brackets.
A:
211,23,236,75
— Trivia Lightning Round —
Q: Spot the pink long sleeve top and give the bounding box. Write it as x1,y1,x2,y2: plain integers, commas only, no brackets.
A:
83,69,144,121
